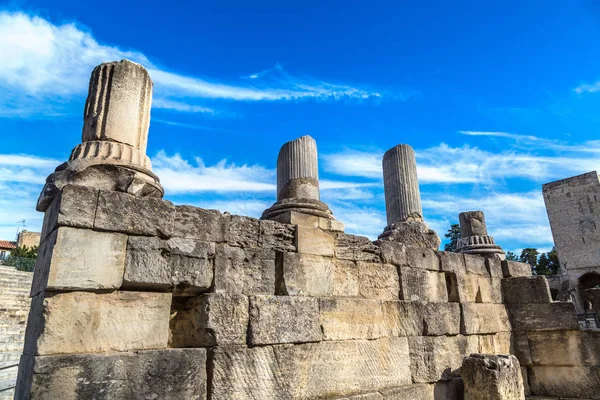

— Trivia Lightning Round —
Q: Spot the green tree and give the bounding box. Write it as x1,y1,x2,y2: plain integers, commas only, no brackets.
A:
519,248,539,268
505,251,519,261
534,247,560,275
5,245,38,272
444,223,461,252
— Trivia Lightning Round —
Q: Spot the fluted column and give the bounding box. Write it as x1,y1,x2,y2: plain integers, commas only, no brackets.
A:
382,144,423,226
456,210,505,259
276,136,320,201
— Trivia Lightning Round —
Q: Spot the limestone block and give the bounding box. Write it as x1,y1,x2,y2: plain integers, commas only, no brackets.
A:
25,291,171,355
486,258,503,278
332,259,361,296
455,273,502,303
319,217,345,232
408,335,479,383
501,260,531,278
334,233,380,262
41,185,98,241
295,225,335,256
21,349,207,400
269,210,319,228
258,219,296,252
507,303,578,331
422,302,461,336
461,354,524,400
460,303,510,334
94,191,175,237
376,240,407,266
211,337,412,399
277,252,333,296
512,331,533,366
528,330,600,366
172,205,226,242
478,332,512,354
399,267,447,302
521,367,530,396
379,384,434,400
319,298,386,340
438,251,466,274
433,379,464,400
463,254,488,276
407,247,440,271
225,214,260,247
249,295,320,345
528,366,600,399
501,276,552,304
31,227,126,295
381,301,424,337
358,262,400,300
328,393,383,400
170,293,248,347
214,244,275,294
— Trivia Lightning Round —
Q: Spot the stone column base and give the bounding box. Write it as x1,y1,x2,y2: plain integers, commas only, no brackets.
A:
378,221,440,249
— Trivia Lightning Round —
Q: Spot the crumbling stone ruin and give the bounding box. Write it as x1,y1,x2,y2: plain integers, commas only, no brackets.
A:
13,60,600,399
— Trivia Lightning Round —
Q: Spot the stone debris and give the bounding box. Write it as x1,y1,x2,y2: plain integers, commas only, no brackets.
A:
461,354,524,400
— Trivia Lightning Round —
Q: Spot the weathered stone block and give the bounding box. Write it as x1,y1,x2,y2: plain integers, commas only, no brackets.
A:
41,185,98,241
170,293,248,347
31,227,126,295
455,273,502,303
461,303,510,334
380,384,434,400
438,251,466,274
334,233,380,262
277,252,333,296
358,262,400,300
225,214,260,247
214,244,275,294
258,219,296,251
332,259,361,296
422,302,460,336
376,240,407,266
461,354,524,400
502,276,552,304
172,205,226,242
521,367,530,396
477,332,512,354
501,260,531,278
528,366,600,399
463,254,488,276
407,247,440,271
408,335,479,383
94,190,175,237
433,379,464,400
211,338,412,399
295,225,335,256
124,236,214,294
399,267,447,302
329,392,383,400
25,291,171,355
528,330,600,366
320,298,386,340
507,303,578,331
486,258,503,278
512,331,532,366
381,301,424,337
20,349,207,400
249,295,320,345
269,210,320,227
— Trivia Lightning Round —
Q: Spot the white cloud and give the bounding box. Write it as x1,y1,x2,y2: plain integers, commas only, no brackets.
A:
0,11,385,116
574,81,600,94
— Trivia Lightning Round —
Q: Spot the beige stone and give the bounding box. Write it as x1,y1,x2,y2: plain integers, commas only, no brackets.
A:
528,330,600,366
25,291,171,355
381,301,424,337
422,302,460,336
258,219,296,251
277,252,334,296
521,367,530,396
528,366,600,399
41,185,98,241
328,393,383,400
214,244,275,294
334,233,380,262
507,303,578,331
461,354,524,400
211,337,412,399
319,298,386,340
170,293,248,347
438,251,466,274
31,227,126,295
463,254,488,276
377,240,407,267
172,205,226,242
407,247,440,271
249,295,321,345
224,214,260,248
270,210,320,228
380,384,434,399
478,332,512,354
358,262,400,300
501,276,552,304
295,225,335,256
512,331,533,366
486,257,504,278
332,259,361,296
460,303,510,334
501,260,531,278
18,349,207,400
399,267,447,302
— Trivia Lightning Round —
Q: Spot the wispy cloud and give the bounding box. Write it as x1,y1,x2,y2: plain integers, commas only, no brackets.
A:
0,11,387,117
574,81,600,94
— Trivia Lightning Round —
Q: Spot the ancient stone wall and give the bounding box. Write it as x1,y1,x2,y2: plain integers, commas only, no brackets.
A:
15,232,40,250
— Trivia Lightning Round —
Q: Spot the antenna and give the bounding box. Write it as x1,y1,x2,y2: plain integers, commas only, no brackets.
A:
15,219,26,242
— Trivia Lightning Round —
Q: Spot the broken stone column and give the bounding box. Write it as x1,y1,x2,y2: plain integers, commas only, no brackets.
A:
262,136,342,231
378,144,439,248
456,211,505,260
462,354,525,400
37,59,163,212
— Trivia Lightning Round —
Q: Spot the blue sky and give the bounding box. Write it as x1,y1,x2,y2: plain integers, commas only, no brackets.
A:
1,1,600,253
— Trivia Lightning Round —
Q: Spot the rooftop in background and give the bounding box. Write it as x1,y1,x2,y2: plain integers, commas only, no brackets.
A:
0,240,17,250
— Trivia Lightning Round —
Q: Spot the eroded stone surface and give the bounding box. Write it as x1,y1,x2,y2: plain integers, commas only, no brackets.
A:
334,233,380,262
358,262,400,300
528,366,600,400
214,244,276,294
461,354,524,400
507,303,578,331
461,303,510,334
502,276,552,304
528,330,600,366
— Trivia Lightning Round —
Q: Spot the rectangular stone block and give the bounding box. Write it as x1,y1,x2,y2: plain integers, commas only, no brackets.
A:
486,258,503,278
225,214,260,247
269,210,320,227
214,244,275,295
333,233,380,262
329,392,383,400
381,301,424,337
399,267,447,302
94,190,175,237
25,291,171,355
31,227,126,296
211,337,412,399
19,349,206,400
170,293,248,347
258,219,296,252
501,260,531,278
380,384,434,400
376,240,407,267
438,251,466,274
249,295,321,345
463,254,488,276
512,330,532,366
332,259,361,297
528,366,600,399
277,252,333,296
455,273,502,303
172,205,226,242
461,354,524,400
501,276,552,304
407,247,440,271
508,302,578,331
528,330,600,366
41,185,98,241
295,225,335,256
460,303,510,334
408,335,479,383
477,332,512,354
358,262,400,300
124,236,214,295
422,302,460,336
319,298,386,341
